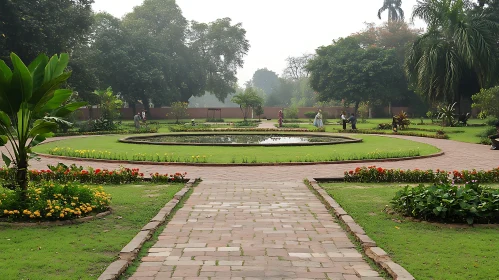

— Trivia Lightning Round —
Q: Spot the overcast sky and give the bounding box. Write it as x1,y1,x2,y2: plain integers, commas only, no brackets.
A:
92,0,425,86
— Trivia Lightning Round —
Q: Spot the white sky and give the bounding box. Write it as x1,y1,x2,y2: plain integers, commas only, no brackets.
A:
92,0,425,86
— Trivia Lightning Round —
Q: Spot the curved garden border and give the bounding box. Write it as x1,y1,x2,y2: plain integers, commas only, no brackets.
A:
118,132,362,147
36,151,445,167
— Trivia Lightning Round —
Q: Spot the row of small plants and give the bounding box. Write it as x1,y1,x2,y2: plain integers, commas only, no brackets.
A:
336,129,449,139
0,182,111,221
344,166,499,225
53,127,158,137
376,124,463,134
0,163,188,185
46,147,420,163
344,166,499,183
168,125,315,132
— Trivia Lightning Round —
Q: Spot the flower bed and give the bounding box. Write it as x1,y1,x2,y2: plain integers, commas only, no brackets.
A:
391,182,499,225
0,164,187,185
0,182,111,221
344,166,499,184
169,125,314,132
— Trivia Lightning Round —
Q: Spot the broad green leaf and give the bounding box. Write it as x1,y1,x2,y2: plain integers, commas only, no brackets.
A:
28,54,49,93
40,89,73,111
43,54,59,83
1,152,11,167
29,120,57,137
31,72,71,110
0,135,7,146
16,103,31,142
0,111,12,127
52,101,87,118
52,53,69,78
0,60,13,82
10,53,33,103
29,134,48,148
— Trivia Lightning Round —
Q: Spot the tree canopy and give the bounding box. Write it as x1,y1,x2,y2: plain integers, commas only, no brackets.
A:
0,0,94,62
405,0,499,107
307,37,401,112
251,68,279,95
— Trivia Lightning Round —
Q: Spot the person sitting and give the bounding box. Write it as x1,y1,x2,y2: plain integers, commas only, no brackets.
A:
488,122,499,150
348,113,357,130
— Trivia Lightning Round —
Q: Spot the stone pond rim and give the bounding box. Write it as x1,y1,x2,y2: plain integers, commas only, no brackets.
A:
118,132,363,147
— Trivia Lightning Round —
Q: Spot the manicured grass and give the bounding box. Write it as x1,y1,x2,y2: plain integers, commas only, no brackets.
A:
0,183,183,280
321,183,499,280
33,134,440,163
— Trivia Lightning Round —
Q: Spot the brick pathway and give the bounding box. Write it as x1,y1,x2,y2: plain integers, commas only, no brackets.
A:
130,180,381,280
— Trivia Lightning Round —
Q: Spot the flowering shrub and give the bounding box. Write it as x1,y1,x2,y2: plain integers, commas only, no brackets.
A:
391,182,499,225
344,166,448,183
344,166,499,184
150,172,187,183
0,181,111,221
0,163,187,185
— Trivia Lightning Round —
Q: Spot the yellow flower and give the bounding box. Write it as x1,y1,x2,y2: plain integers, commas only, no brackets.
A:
86,207,92,212
3,209,7,214
46,213,52,217
55,206,60,210
59,213,64,218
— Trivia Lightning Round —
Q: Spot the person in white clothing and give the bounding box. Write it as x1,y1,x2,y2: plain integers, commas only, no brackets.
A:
341,111,347,130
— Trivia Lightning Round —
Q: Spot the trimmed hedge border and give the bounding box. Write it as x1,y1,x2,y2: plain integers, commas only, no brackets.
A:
306,178,415,280
98,178,196,280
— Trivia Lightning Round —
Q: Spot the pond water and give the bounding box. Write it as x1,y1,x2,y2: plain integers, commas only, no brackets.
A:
132,134,351,145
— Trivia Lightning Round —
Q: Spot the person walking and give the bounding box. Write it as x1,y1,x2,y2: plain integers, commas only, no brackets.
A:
314,110,323,128
348,113,357,130
278,110,283,128
341,111,347,130
133,113,141,130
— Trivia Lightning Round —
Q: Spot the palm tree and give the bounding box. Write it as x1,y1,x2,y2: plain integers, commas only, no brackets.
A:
378,0,405,21
405,0,499,106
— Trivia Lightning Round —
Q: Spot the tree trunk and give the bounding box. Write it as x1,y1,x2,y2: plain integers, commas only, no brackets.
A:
16,155,28,203
354,101,360,115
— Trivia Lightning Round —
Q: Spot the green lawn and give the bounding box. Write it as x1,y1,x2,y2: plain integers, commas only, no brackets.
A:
321,183,499,280
0,183,183,280
34,134,440,164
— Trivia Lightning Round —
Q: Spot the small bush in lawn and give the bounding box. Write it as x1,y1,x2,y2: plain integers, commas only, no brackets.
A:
377,123,392,130
391,182,499,225
0,182,111,221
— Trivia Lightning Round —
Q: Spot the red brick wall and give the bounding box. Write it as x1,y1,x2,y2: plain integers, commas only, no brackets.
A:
75,106,412,120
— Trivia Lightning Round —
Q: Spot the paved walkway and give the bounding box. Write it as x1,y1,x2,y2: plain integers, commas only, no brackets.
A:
130,180,381,280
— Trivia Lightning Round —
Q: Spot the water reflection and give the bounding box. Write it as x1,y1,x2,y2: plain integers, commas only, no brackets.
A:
137,135,347,144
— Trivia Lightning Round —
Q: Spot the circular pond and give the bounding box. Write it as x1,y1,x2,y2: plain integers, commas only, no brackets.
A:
120,133,361,146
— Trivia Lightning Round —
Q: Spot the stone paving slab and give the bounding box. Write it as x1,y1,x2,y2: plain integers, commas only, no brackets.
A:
129,180,379,279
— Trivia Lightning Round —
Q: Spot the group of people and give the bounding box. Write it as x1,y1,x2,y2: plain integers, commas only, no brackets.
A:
133,110,147,129
313,110,357,130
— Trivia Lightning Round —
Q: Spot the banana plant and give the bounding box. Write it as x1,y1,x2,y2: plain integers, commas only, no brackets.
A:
0,53,87,201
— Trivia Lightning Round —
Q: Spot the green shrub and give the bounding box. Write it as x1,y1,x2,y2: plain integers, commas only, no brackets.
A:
484,116,499,126
0,181,111,221
206,118,224,122
377,123,392,130
284,107,299,119
304,111,316,119
476,126,497,145
391,183,499,225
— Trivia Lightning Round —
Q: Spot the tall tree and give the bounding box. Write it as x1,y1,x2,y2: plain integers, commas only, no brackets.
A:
283,54,313,80
405,0,499,107
251,68,279,95
189,18,250,102
307,37,400,113
378,0,405,21
0,0,94,62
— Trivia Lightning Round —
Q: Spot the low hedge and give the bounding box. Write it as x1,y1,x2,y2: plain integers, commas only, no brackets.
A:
53,127,158,137
391,183,499,225
337,129,449,139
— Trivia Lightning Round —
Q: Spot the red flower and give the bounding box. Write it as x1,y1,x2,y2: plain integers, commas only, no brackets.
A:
95,169,101,174
349,170,354,175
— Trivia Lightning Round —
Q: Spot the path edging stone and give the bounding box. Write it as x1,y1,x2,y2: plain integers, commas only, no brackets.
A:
307,177,415,280
97,178,195,280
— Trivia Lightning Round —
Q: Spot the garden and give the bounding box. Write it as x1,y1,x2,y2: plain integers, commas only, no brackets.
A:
317,165,499,279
